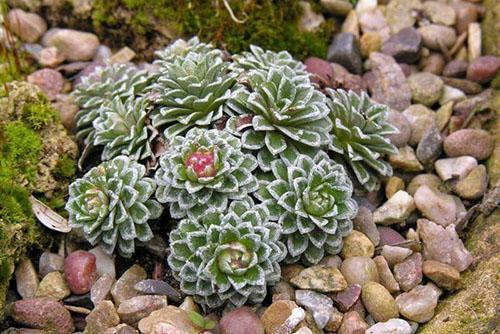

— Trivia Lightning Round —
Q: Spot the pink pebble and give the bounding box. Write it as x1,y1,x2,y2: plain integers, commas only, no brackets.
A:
64,250,96,295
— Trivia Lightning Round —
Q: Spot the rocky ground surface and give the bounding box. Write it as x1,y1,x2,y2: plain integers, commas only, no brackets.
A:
1,0,499,333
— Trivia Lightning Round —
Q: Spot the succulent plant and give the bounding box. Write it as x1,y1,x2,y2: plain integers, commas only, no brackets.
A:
168,198,286,308
150,50,237,138
66,156,163,257
93,96,153,161
256,151,357,264
326,89,398,191
155,128,259,219
155,37,218,64
225,67,332,171
73,64,151,145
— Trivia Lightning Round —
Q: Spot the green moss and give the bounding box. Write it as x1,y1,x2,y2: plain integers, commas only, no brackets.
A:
54,154,77,180
22,100,59,131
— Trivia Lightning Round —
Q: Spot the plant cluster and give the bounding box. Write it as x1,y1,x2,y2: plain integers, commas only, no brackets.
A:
68,37,398,308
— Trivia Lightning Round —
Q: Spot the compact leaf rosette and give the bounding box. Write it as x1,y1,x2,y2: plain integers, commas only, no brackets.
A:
168,198,286,308
66,156,163,257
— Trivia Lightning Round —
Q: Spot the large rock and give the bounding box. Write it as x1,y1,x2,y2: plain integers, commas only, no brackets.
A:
42,28,99,61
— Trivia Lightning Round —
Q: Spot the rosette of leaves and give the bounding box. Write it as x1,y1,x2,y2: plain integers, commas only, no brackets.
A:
256,151,357,264
168,198,286,308
155,128,258,219
155,37,218,65
93,96,153,161
66,156,163,257
225,67,332,171
72,64,151,145
150,50,237,138
326,89,398,191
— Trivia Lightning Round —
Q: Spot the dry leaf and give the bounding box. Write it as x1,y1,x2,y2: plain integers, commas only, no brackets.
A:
29,195,71,233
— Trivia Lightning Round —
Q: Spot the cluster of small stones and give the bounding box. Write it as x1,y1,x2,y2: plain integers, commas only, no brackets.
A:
2,0,499,333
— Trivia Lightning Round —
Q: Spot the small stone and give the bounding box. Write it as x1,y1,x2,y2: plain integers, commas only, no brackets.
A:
290,265,347,292
117,295,168,325
138,306,203,334
355,0,377,14
373,190,416,225
373,256,400,293
393,253,423,292
341,230,374,258
395,285,440,323
299,1,325,32
111,264,147,306
320,0,353,16
325,307,344,332
261,300,301,334
7,9,47,43
381,27,421,64
402,104,436,146
418,25,456,51
361,282,399,322
386,111,411,149
331,63,367,93
296,290,333,329
39,251,64,278
414,185,457,227
453,165,488,200
108,47,136,65
220,307,264,334
385,0,421,34
389,146,424,172
421,53,446,76
434,156,478,181
467,23,481,62
52,96,79,131
451,1,478,35
407,72,443,106
443,60,468,78
422,2,456,26
340,257,379,286
305,57,334,87
338,311,368,334
341,10,360,39
9,298,74,334
89,246,116,278
377,227,405,246
417,219,473,272
352,206,380,246
381,246,412,267
366,318,412,334
27,68,64,100
327,32,363,74
385,177,405,199
444,129,494,160
94,45,112,62
318,255,343,269
331,284,362,312
466,55,500,84
15,257,39,299
441,77,482,95
438,85,466,105
64,250,96,295
435,101,453,131
134,279,182,302
36,271,70,300
281,264,305,282
103,324,139,334
39,46,65,67
422,260,461,290
84,300,120,334
179,296,200,313
42,28,100,62
358,9,390,42
151,323,189,334
416,126,443,169
360,32,382,58
406,174,441,196
90,274,115,306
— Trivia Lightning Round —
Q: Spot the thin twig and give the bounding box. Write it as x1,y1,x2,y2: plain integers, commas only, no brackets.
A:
222,0,248,24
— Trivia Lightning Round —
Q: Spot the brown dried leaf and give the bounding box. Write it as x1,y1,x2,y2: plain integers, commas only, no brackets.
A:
29,195,71,233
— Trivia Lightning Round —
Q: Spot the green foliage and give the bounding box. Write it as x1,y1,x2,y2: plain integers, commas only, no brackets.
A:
168,198,286,308
188,311,215,330
21,100,59,130
53,154,77,180
66,156,163,257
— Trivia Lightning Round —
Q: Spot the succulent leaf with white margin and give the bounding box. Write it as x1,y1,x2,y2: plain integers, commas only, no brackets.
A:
154,36,219,65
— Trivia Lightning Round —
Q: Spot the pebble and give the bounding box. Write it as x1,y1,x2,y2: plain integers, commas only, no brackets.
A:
178,296,200,313
358,9,390,42
438,85,466,105
327,32,363,74
320,0,353,16
373,256,400,293
111,264,147,306
39,46,65,67
444,129,494,160
331,284,361,312
89,246,116,278
466,55,500,84
53,95,79,131
35,271,70,300
417,25,457,51
340,256,379,286
134,279,182,302
385,0,421,34
377,226,405,246
381,246,412,267
422,260,461,290
407,72,444,106
355,0,377,14
402,104,436,146
282,264,305,282
395,285,440,323
368,52,411,111
84,300,120,334
38,251,64,278
64,250,96,295
353,206,380,246
416,126,443,169
299,1,325,32
360,32,382,58
373,190,415,225
435,101,453,131
331,63,367,93
361,282,399,322
341,230,375,258
453,164,488,200
414,185,457,227
260,300,301,334
381,27,421,64
443,60,468,78
220,307,264,334
467,23,481,62
406,174,442,196
386,110,411,148
108,46,136,65
117,295,168,325
290,265,347,292
42,28,100,62
15,257,39,300
422,2,456,26
7,9,47,43
27,68,64,101
138,306,202,334
421,53,445,76
296,290,333,329
393,253,423,292
9,298,74,334
434,156,478,181
318,255,343,269
441,77,482,95
338,311,368,334
417,219,473,272
341,10,360,39
388,146,424,172
90,274,115,306
451,1,478,35
103,324,139,334
325,307,344,332
366,318,413,334
305,57,334,87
